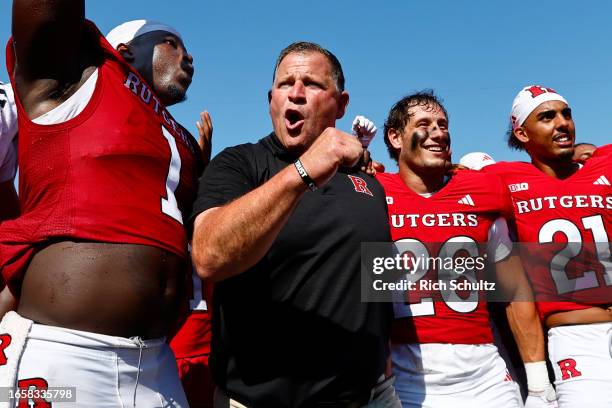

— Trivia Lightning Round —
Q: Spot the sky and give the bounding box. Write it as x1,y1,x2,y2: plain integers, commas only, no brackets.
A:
1,0,611,171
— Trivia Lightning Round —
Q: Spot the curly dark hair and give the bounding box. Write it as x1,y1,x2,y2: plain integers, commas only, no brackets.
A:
383,90,448,161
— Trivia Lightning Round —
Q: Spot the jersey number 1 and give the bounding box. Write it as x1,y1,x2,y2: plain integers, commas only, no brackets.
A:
161,126,183,224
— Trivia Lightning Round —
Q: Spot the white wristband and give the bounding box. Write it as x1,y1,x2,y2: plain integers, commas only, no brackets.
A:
525,361,550,392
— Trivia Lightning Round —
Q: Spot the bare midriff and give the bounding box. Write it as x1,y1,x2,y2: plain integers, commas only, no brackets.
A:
18,241,186,339
546,306,612,328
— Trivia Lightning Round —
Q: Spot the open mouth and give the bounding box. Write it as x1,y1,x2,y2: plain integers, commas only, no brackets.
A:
179,75,192,87
177,70,193,88
285,109,305,131
178,65,194,87
182,63,194,79
423,144,447,154
553,133,572,147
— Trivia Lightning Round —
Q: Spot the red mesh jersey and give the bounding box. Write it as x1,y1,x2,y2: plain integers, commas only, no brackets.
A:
377,171,513,344
0,22,201,292
484,151,612,320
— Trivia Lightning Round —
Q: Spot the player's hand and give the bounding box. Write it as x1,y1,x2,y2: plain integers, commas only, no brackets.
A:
360,149,386,175
299,127,363,187
524,383,558,408
196,111,213,170
352,115,377,148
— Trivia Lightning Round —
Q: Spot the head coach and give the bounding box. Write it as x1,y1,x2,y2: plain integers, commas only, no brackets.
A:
190,42,399,407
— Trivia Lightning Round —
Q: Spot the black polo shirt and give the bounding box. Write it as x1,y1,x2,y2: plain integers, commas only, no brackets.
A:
192,133,392,407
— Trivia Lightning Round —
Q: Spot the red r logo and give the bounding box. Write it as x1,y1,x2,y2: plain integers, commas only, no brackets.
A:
526,85,557,98
17,378,52,408
0,333,11,366
348,175,373,196
557,358,582,380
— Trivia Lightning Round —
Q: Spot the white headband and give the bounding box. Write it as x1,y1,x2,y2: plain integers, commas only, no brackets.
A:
459,152,496,170
510,85,568,129
106,20,182,49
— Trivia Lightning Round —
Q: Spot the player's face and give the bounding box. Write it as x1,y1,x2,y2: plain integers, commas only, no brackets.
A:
516,101,575,161
269,52,349,155
131,31,194,106
395,104,451,172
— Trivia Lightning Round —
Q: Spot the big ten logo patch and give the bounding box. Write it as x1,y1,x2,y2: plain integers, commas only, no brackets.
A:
0,333,11,365
557,358,582,381
509,182,528,192
347,175,373,196
17,378,52,408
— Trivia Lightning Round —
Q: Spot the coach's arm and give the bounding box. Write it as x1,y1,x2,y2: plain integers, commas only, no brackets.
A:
191,128,362,282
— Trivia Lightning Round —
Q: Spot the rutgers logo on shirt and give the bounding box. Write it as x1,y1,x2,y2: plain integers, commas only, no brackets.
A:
347,175,373,196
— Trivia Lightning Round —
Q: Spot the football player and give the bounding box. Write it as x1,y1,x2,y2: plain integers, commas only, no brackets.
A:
378,91,555,407
485,85,612,407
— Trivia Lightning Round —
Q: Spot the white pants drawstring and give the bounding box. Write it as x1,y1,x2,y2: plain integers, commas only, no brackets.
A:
131,336,146,407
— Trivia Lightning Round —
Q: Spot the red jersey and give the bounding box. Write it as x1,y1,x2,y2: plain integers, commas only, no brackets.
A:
485,149,612,320
0,22,201,292
593,144,612,158
377,171,513,344
169,267,213,358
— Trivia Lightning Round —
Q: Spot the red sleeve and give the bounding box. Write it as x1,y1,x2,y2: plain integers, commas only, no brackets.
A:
593,144,612,158
499,177,514,222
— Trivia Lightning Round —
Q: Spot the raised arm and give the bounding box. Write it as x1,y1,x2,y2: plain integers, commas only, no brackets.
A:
12,0,86,81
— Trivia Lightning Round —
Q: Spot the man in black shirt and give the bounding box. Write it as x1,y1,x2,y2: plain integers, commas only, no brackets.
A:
191,42,398,407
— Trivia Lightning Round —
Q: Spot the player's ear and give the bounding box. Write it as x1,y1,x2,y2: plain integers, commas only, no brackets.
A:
513,127,529,144
388,128,403,151
116,43,135,63
335,91,349,120
267,89,272,104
